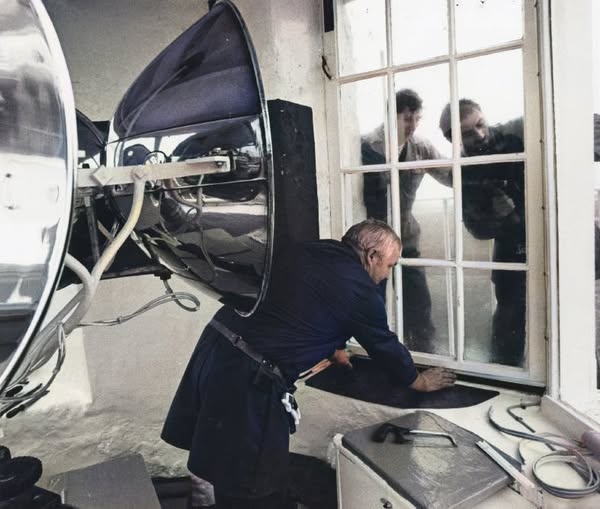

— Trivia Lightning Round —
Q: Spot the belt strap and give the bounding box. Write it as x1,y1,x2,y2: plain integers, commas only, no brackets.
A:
209,319,285,382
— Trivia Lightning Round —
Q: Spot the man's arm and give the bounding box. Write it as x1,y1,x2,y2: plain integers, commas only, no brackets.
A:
414,137,452,187
347,279,455,391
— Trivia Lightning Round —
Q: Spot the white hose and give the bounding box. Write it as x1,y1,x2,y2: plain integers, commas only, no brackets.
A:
63,177,146,334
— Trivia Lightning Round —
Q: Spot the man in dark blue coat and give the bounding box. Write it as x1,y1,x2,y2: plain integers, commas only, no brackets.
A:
162,219,455,508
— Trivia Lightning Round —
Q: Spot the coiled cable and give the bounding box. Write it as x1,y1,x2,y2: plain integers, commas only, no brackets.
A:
488,405,600,499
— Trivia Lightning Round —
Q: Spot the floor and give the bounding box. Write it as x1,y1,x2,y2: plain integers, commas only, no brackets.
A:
152,453,337,509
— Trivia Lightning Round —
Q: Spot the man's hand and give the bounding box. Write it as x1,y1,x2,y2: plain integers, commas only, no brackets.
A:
330,348,353,369
409,367,456,392
305,349,353,377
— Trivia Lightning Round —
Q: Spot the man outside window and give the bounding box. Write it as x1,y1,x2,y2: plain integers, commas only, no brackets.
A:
439,99,526,366
362,89,450,352
162,219,455,508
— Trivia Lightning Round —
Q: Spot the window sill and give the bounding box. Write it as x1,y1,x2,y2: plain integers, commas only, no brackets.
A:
541,394,600,438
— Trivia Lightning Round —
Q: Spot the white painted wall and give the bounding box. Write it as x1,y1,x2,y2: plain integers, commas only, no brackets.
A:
1,0,330,481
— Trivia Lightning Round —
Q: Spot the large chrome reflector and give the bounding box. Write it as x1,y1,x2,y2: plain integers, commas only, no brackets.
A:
0,0,76,392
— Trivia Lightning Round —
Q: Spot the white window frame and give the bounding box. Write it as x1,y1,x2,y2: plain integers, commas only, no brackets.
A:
540,0,600,427
324,0,547,385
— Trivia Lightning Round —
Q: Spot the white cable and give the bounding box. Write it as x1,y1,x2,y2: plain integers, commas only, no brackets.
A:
0,324,66,416
63,176,146,334
79,291,200,327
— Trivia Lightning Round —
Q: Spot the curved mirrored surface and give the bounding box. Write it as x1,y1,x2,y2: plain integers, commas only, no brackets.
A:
111,1,262,140
0,0,76,390
107,0,273,314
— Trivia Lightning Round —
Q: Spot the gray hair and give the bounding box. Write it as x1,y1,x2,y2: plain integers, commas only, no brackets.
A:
342,219,401,263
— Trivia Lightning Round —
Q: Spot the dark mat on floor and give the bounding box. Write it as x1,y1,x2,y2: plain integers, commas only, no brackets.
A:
152,453,336,509
304,356,499,409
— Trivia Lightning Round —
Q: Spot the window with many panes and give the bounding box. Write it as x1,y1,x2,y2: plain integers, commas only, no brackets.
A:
326,0,545,384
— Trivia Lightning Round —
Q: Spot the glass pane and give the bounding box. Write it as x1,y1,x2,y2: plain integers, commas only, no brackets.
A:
464,268,526,367
462,163,526,263
337,0,387,76
342,77,388,168
394,65,451,158
403,266,455,357
404,172,454,260
347,171,391,226
455,0,523,54
454,50,524,157
391,0,448,65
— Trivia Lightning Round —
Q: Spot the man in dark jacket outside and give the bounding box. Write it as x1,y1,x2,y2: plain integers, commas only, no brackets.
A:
162,219,455,508
439,99,526,366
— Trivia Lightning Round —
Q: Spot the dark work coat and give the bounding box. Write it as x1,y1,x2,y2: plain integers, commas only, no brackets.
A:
161,240,417,497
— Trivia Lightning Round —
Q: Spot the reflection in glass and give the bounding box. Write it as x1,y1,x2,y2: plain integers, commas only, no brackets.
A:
402,266,454,357
341,77,388,168
464,268,526,367
394,64,451,158
455,0,523,54
461,163,526,264
337,0,387,76
455,50,524,154
391,0,447,65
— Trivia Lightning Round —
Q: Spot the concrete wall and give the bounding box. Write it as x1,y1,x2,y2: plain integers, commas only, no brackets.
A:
1,0,330,481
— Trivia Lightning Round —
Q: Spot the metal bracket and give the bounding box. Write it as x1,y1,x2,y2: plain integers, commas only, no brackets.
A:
77,156,231,188
477,440,545,508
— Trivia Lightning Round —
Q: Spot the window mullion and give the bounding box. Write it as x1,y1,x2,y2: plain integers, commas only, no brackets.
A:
384,0,404,341
538,0,559,397
448,0,464,362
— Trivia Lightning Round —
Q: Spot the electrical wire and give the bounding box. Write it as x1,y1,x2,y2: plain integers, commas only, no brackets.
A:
63,177,146,336
532,451,600,498
488,405,600,499
488,406,583,449
163,279,200,312
79,290,200,327
0,324,66,417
